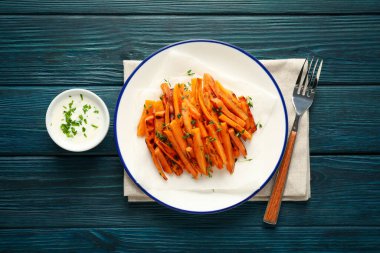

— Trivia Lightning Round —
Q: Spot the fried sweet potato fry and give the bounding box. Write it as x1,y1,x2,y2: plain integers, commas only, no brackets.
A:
138,73,257,179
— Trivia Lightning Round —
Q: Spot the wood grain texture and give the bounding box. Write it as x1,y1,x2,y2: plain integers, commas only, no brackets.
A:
0,155,379,228
0,227,379,252
264,131,297,225
0,85,379,155
0,16,379,85
1,0,379,14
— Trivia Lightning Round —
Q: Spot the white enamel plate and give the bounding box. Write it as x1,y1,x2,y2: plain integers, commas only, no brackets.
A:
115,40,288,213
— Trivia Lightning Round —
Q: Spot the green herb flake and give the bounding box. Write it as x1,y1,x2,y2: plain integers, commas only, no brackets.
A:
187,69,195,76
164,78,171,87
191,119,196,125
239,158,253,162
80,94,83,101
155,131,168,143
84,119,87,124
82,127,86,132
246,96,253,108
82,104,91,114
177,113,182,119
205,154,212,166
216,128,222,132
208,136,217,142
84,133,87,138
182,132,192,139
209,121,214,125
91,124,98,129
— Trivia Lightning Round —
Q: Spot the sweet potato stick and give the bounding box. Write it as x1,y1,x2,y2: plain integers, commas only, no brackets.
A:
184,99,201,119
137,100,154,137
156,140,185,169
191,128,207,175
215,80,241,106
219,114,252,140
228,128,247,157
203,73,220,97
144,115,155,138
211,98,246,127
232,145,240,159
155,147,173,174
154,111,165,134
169,119,188,155
197,78,217,123
197,120,208,138
239,96,257,134
191,78,200,109
164,103,170,126
182,100,193,134
173,84,182,122
206,124,227,165
164,129,198,178
219,92,248,121
220,123,234,174
146,140,167,180
172,163,183,176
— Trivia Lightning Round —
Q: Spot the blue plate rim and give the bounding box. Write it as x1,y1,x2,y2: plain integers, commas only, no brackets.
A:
114,39,288,214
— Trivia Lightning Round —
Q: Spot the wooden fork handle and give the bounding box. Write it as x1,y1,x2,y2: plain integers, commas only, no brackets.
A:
263,130,297,225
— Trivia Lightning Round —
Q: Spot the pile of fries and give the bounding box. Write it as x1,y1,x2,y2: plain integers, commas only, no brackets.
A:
137,73,257,180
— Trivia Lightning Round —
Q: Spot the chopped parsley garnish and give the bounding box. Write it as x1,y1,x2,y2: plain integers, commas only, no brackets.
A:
256,122,262,128
182,132,192,139
246,96,253,108
177,113,182,119
80,94,83,101
155,131,168,143
84,119,87,124
205,154,212,166
216,128,222,132
83,104,91,114
208,136,217,142
238,158,253,162
212,106,222,116
91,124,98,129
187,69,195,76
164,78,171,87
206,167,212,177
209,121,214,125
236,129,245,137
82,127,86,132
191,119,196,125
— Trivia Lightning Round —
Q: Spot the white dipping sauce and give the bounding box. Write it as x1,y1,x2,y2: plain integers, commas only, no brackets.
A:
48,92,106,148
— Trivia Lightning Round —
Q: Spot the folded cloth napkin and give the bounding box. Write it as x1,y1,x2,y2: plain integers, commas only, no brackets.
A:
123,59,310,202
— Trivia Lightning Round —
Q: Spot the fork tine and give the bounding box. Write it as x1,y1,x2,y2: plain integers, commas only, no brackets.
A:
293,59,308,95
300,57,314,92
296,59,307,85
311,60,323,90
308,58,319,88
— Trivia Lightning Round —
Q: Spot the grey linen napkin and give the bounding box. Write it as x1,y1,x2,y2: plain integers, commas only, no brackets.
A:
123,59,310,201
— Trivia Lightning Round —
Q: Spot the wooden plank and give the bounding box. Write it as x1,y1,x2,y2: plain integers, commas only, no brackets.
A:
0,155,379,228
0,85,379,155
1,0,379,14
0,227,379,252
0,16,379,85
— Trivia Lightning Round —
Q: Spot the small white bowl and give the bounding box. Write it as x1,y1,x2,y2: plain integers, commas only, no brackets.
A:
46,89,110,152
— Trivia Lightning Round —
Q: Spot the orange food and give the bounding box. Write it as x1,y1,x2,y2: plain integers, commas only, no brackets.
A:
137,73,257,180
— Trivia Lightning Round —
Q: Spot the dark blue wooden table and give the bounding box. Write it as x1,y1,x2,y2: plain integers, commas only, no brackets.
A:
0,1,379,252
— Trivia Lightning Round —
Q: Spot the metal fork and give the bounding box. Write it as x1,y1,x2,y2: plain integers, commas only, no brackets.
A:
263,57,323,225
